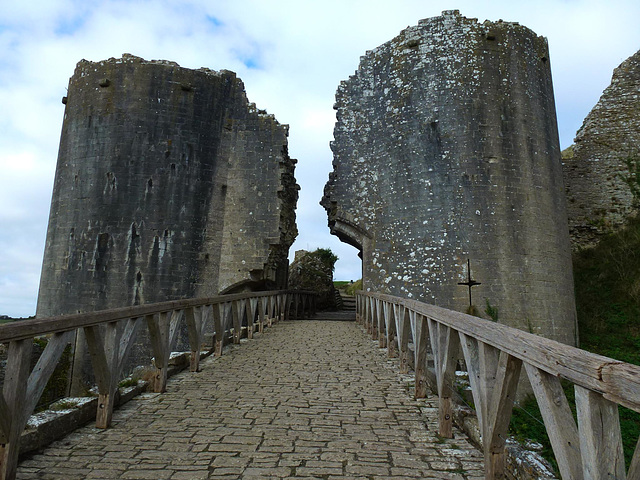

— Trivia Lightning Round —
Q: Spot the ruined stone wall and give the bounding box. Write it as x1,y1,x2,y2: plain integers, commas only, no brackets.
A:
322,11,577,345
563,49,640,249
218,108,298,293
37,54,297,317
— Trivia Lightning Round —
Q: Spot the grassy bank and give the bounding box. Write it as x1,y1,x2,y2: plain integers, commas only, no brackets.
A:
510,216,640,472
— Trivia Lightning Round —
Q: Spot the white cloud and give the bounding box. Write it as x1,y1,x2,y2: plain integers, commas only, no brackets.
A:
1,0,639,316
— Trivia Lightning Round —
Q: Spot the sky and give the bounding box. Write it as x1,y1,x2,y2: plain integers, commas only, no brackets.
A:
0,0,639,318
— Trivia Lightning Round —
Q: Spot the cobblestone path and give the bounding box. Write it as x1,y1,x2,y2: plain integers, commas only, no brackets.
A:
18,320,484,479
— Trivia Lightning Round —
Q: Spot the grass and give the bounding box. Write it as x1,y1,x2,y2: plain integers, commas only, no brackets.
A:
334,279,362,296
118,377,140,388
49,399,80,411
344,279,362,296
510,215,640,473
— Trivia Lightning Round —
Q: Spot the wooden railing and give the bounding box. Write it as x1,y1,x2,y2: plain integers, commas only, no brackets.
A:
356,291,640,480
0,290,316,480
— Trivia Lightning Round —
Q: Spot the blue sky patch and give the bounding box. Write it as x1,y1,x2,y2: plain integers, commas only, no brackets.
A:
206,15,223,28
242,57,259,69
54,15,86,36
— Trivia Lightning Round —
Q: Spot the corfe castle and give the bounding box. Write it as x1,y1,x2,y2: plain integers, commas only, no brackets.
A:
37,11,640,351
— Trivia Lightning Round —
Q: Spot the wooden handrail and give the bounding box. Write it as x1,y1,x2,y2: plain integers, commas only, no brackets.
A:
0,289,316,480
356,290,640,480
368,292,640,412
0,290,316,343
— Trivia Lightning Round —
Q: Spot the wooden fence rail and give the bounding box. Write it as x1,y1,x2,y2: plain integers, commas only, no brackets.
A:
356,291,640,480
0,290,316,480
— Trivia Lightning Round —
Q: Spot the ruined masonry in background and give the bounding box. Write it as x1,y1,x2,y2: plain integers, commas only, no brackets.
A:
322,11,577,345
37,54,298,317
562,49,640,249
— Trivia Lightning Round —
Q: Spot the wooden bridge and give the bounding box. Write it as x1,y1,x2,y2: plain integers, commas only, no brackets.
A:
0,289,638,479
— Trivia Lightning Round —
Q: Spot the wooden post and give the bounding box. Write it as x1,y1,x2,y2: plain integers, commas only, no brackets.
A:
266,296,273,326
83,318,139,429
376,299,386,348
524,364,582,480
394,305,410,374
628,437,640,480
0,332,74,478
483,352,522,478
370,297,378,339
232,301,242,344
284,293,293,321
383,302,397,357
459,333,521,479
364,296,370,332
168,309,183,352
247,298,258,339
280,294,287,321
258,297,267,333
575,385,626,480
185,307,208,372
146,312,170,393
273,295,280,324
427,320,460,439
279,294,285,322
413,313,429,399
84,322,119,428
0,339,32,480
212,304,225,356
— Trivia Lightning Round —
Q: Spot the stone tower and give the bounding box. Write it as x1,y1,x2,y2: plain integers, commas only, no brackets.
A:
563,49,640,249
322,11,577,345
37,55,298,317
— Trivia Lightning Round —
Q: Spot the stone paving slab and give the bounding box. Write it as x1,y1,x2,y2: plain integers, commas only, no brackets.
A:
17,320,484,479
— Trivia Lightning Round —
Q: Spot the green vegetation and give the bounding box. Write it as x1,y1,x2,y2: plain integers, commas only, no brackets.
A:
484,299,499,322
345,279,362,296
289,248,339,310
574,215,640,366
49,399,80,411
572,214,640,469
334,279,362,296
313,248,339,273
510,215,640,472
34,339,72,411
118,377,140,389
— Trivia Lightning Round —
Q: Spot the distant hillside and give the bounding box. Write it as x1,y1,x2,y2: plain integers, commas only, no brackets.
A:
0,315,33,324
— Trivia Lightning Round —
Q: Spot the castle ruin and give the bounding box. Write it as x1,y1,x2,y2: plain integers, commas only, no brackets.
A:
322,11,577,345
562,49,640,249
37,55,298,318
